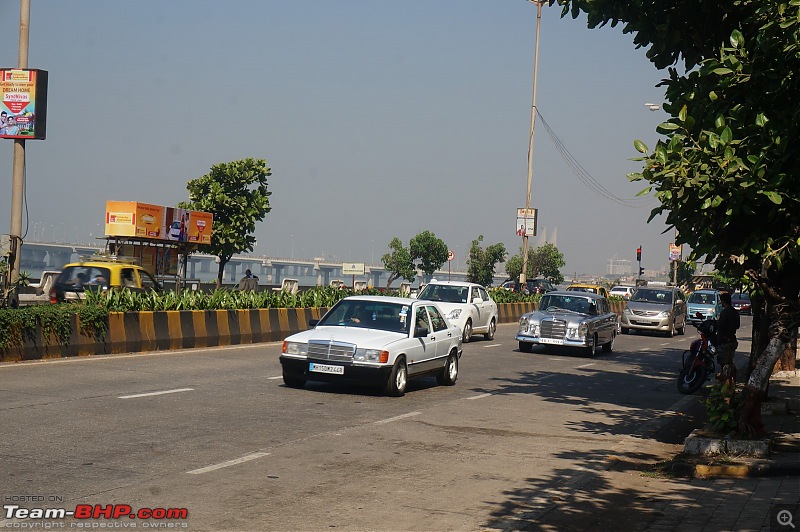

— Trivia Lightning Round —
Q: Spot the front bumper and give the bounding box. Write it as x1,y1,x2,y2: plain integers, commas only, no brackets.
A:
515,333,591,348
279,355,392,386
620,314,671,331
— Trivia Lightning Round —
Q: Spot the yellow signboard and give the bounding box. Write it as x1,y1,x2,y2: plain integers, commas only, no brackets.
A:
105,201,213,244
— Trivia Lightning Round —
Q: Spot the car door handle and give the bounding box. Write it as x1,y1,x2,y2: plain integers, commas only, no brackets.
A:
430,336,435,341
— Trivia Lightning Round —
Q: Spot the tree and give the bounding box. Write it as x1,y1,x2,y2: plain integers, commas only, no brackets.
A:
530,243,566,285
559,0,800,435
410,230,449,283
381,237,415,288
466,236,507,287
180,158,272,288
505,243,565,285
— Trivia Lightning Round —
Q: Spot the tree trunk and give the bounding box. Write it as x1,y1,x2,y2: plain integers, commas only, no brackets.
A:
216,257,229,290
738,332,789,438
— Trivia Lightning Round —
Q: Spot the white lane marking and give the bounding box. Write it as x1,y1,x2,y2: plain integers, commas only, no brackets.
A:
187,452,271,475
467,393,493,400
575,363,595,369
374,412,421,424
268,376,283,380
118,388,194,399
483,343,502,348
548,358,562,361
534,373,558,381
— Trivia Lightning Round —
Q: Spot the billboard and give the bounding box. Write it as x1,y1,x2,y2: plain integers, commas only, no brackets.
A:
515,208,538,237
105,201,213,244
0,69,48,140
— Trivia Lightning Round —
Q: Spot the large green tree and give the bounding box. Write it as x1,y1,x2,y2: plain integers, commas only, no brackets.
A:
180,158,272,288
505,243,565,285
557,0,799,435
381,237,416,288
410,230,449,283
466,236,507,287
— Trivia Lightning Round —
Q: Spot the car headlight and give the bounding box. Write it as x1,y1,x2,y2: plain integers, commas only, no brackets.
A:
566,322,588,339
657,310,671,318
282,341,308,356
519,316,529,332
354,348,382,362
447,309,462,321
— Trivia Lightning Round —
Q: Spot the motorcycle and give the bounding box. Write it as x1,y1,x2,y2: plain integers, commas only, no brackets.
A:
676,315,718,394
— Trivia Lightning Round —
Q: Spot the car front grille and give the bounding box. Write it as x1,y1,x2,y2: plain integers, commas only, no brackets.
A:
308,340,356,362
631,309,663,317
540,319,567,339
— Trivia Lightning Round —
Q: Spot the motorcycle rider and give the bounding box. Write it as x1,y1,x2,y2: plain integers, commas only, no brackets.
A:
716,291,740,377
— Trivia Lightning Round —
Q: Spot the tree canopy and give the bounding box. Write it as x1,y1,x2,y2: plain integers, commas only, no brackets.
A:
466,236,507,287
506,243,565,285
559,0,800,435
180,158,272,288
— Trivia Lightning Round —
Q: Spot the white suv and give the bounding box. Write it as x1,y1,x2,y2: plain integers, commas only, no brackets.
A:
416,280,498,342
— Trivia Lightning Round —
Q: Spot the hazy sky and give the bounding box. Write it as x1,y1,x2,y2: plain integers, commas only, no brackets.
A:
0,1,678,276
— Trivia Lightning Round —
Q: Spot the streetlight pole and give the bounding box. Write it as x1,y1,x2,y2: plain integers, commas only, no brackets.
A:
7,0,30,304
520,0,544,288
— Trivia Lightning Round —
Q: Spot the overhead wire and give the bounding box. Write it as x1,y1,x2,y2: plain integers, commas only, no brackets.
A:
536,109,657,209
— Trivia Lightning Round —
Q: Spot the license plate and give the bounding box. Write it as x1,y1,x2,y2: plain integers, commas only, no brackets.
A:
539,338,564,345
309,362,344,375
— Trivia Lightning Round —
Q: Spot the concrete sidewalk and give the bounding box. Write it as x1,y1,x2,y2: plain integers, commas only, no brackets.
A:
514,371,800,531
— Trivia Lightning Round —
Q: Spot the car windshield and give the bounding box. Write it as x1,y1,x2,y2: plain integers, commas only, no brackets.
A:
630,289,672,304
688,292,715,304
733,292,750,301
317,300,411,333
539,294,593,314
417,284,469,304
568,286,596,294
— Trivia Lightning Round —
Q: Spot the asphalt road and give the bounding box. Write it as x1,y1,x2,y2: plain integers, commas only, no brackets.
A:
0,318,752,531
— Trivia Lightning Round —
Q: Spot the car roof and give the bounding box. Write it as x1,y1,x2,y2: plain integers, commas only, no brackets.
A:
568,283,604,289
544,290,605,301
424,280,483,288
342,295,420,305
62,260,145,269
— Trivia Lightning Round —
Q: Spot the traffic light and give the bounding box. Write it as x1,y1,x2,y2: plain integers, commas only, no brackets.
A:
636,246,642,262
639,266,645,277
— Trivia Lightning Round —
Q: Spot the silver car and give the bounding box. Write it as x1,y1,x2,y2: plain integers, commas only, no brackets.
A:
516,291,619,356
620,286,687,337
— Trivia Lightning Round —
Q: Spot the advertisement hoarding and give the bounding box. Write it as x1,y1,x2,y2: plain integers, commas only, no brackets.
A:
515,208,538,237
105,201,213,244
0,69,48,140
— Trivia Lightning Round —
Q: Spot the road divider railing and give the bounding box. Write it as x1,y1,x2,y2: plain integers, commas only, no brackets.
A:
0,301,627,362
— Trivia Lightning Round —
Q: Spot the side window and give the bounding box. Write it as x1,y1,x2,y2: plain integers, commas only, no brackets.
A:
415,307,431,336
426,305,448,332
121,268,138,288
139,270,159,291
478,287,489,301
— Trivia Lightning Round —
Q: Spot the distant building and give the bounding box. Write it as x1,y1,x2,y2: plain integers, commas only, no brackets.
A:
607,258,632,276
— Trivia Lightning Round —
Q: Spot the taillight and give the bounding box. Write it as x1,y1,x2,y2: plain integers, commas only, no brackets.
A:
48,288,57,304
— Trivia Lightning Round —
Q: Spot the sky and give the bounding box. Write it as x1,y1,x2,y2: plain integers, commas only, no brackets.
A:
0,1,678,277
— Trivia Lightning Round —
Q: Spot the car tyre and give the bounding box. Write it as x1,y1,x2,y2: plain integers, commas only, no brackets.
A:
666,322,675,338
282,371,306,389
484,319,496,340
436,350,459,386
385,357,408,397
519,341,533,353
678,320,686,335
602,331,615,353
462,319,473,343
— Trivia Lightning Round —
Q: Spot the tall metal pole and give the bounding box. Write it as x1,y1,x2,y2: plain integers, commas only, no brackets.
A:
520,1,543,288
8,0,31,304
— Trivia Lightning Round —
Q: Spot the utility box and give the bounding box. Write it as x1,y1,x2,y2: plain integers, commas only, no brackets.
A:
0,234,12,256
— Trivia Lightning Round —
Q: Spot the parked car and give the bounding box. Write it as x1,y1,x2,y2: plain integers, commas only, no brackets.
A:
686,289,722,325
620,286,687,337
565,283,610,299
49,257,161,303
500,278,555,294
731,292,752,315
168,220,182,241
415,280,498,343
279,295,463,396
516,291,618,356
609,286,636,300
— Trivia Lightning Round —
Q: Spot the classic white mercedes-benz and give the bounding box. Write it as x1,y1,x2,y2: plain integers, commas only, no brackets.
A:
280,295,463,396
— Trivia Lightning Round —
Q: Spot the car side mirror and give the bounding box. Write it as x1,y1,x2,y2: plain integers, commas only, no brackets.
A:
415,326,429,337
676,299,684,304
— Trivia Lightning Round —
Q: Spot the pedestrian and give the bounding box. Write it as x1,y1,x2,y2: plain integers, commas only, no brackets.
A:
716,291,740,377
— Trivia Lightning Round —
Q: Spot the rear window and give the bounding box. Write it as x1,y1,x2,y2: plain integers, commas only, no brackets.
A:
56,266,110,291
